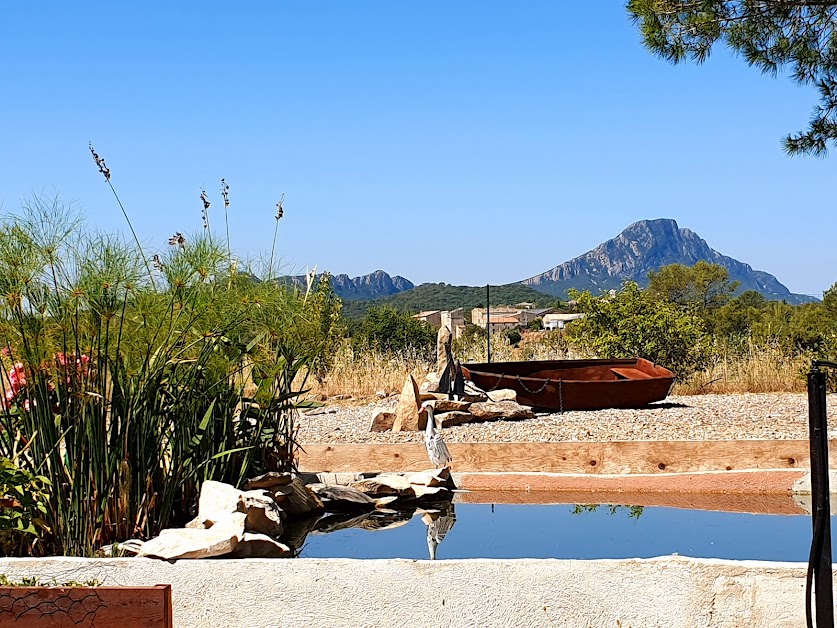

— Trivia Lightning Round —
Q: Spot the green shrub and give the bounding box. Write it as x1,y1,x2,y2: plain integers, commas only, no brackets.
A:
351,306,436,358
0,458,51,556
503,328,522,346
566,282,710,378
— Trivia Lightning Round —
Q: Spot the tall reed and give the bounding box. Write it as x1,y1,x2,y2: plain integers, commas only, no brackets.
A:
0,196,309,556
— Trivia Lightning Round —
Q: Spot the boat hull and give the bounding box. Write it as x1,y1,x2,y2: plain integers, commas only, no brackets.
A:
461,358,675,411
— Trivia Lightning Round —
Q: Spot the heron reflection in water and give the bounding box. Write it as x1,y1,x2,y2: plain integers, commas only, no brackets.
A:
422,502,456,560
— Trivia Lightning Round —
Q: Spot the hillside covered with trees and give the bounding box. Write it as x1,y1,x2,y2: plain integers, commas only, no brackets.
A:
340,282,563,319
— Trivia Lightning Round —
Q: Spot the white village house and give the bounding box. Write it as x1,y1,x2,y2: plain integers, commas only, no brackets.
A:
542,312,585,330
413,308,466,338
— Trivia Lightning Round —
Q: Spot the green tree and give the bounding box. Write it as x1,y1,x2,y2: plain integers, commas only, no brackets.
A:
734,290,767,309
787,302,836,352
352,306,436,356
822,281,837,317
748,299,837,354
566,282,711,377
710,290,767,337
647,261,739,313
504,328,523,346
628,0,837,155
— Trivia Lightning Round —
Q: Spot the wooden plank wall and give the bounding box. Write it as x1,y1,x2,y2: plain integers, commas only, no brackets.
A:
298,440,826,474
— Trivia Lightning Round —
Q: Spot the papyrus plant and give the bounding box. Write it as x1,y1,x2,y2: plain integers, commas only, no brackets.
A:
0,196,308,556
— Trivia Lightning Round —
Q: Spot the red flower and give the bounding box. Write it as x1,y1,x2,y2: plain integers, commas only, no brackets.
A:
9,363,26,388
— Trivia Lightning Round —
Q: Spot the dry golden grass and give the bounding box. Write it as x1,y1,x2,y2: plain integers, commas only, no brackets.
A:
304,335,813,401
454,330,574,363
305,333,576,401
301,342,432,401
674,342,810,395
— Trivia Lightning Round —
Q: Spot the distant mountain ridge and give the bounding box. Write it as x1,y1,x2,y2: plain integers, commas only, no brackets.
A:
340,282,559,319
282,269,414,300
521,218,816,305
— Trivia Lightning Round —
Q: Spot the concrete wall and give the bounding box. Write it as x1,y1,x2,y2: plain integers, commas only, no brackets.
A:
0,555,827,627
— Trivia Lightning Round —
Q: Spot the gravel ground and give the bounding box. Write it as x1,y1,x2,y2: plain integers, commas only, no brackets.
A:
297,393,837,443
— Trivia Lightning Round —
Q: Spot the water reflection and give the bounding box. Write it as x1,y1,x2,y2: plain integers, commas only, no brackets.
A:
298,503,815,562
283,498,458,558
316,509,413,534
571,504,645,519
422,502,457,560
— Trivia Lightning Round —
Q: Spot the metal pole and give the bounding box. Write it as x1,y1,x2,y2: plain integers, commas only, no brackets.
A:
808,365,834,628
486,284,491,363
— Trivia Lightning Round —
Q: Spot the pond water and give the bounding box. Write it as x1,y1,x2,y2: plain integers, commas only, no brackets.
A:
298,503,817,562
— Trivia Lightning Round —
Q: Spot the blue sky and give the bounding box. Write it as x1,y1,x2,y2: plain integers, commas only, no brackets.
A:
2,2,833,296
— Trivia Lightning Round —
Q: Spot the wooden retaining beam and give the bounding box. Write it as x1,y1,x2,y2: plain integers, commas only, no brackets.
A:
454,470,808,515
298,439,828,474
453,488,805,515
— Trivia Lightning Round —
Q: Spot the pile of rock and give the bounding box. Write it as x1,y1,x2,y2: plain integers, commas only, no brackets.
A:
370,380,536,432
136,473,323,560
310,468,453,506
131,468,455,560
369,325,538,432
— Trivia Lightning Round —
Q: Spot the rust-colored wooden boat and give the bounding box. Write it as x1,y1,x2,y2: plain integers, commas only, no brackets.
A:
461,358,675,411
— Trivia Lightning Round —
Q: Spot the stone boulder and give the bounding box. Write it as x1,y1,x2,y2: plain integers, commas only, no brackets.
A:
350,473,414,497
271,478,325,518
407,469,451,498
436,410,472,428
420,372,441,393
138,512,246,560
469,400,535,421
196,480,243,525
392,374,427,432
228,532,292,558
369,409,396,432
411,484,448,499
436,326,454,392
195,480,284,538
307,483,397,509
239,491,285,538
429,399,471,413
243,472,293,491
308,483,376,507
184,516,209,529
487,388,517,403
349,469,452,501
405,468,451,488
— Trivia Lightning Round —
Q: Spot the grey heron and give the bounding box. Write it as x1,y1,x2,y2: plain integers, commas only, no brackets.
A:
423,402,452,469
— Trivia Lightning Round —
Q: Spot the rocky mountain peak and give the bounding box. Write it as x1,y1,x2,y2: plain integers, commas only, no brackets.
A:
521,218,815,304
282,270,414,300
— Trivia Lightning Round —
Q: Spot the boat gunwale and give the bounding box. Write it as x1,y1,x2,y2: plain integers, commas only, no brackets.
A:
462,359,675,385
464,371,674,385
